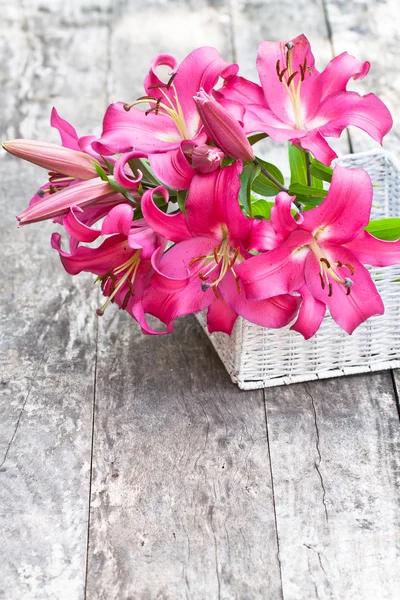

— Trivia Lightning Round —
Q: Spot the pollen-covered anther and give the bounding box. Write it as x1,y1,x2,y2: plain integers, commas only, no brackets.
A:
189,255,206,266
328,283,333,297
198,272,209,281
319,273,326,290
287,71,298,86
235,276,242,293
229,247,240,268
320,257,331,269
344,262,355,275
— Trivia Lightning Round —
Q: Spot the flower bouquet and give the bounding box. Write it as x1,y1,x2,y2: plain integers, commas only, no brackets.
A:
4,35,400,387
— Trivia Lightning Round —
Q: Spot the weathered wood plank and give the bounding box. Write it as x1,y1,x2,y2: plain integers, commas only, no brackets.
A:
265,373,400,600
86,314,282,599
0,2,110,597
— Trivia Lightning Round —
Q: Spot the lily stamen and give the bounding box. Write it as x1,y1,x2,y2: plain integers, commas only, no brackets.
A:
96,250,141,316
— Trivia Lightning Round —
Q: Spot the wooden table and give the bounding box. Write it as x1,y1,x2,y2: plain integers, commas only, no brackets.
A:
1,1,399,598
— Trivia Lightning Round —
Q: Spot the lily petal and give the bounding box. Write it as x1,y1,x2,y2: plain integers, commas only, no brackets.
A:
149,145,194,190
308,91,393,145
185,162,250,244
318,52,370,100
290,284,326,339
344,229,400,266
215,75,265,105
271,192,299,239
292,130,338,166
305,243,384,334
50,107,80,150
94,102,182,155
114,151,147,189
302,164,372,243
101,204,134,236
63,206,101,243
141,186,192,242
51,233,131,276
219,270,301,328
206,297,238,335
150,237,215,293
236,229,312,300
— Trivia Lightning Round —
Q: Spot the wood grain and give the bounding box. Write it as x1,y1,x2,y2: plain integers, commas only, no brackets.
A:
0,2,109,598
86,314,282,599
265,373,400,600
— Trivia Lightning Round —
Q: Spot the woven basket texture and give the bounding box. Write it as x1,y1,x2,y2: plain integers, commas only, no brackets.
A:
196,149,400,389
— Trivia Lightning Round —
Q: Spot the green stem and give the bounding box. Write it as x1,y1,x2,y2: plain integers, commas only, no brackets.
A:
305,151,312,187
253,158,289,193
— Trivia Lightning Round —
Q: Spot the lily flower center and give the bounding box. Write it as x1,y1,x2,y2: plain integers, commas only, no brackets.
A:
276,42,308,129
123,74,191,141
309,240,354,297
96,248,142,315
189,236,243,298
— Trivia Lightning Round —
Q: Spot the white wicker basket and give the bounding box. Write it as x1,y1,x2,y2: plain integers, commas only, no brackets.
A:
196,149,400,389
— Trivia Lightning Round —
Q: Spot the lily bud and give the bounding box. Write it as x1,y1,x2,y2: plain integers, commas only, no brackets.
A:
193,89,255,162
2,140,99,180
17,178,119,225
191,144,224,174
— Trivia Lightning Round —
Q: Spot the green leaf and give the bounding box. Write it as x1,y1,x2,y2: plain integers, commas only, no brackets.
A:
251,199,274,219
252,157,284,197
365,218,400,241
288,144,308,186
128,158,162,187
94,162,109,182
289,183,328,209
177,189,188,214
240,163,261,216
107,176,129,194
101,156,115,175
247,133,268,146
310,158,333,183
312,174,324,190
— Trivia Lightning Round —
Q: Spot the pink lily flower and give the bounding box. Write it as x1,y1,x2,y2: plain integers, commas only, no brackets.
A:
141,163,300,334
193,89,255,162
217,34,392,165
237,164,400,338
51,204,170,335
93,47,237,188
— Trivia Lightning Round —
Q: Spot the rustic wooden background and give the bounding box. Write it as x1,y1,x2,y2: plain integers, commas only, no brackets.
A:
1,1,399,598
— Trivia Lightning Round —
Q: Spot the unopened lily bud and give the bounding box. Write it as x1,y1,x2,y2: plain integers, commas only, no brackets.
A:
17,178,118,225
2,140,100,180
191,144,224,174
193,89,255,162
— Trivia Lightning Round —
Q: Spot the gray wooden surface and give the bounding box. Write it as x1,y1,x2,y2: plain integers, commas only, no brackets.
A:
0,1,399,599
